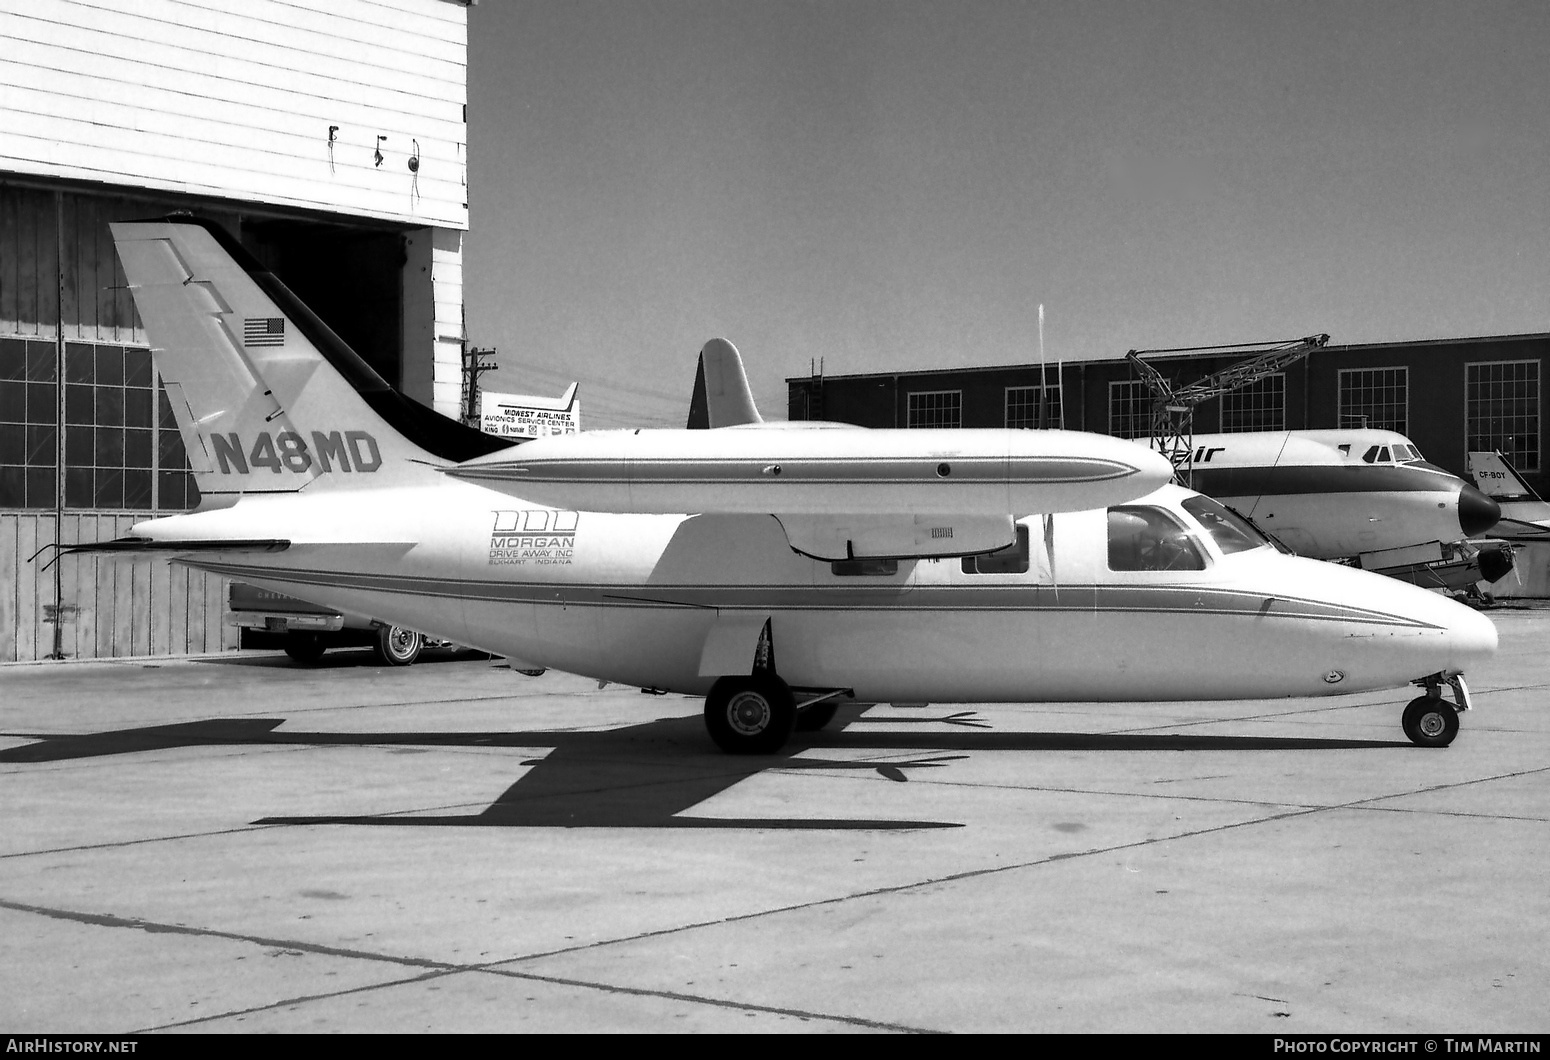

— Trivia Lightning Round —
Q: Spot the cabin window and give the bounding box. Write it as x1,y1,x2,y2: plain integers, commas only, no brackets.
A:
1107,506,1206,571
1181,496,1267,555
1338,367,1408,434
831,557,899,576
961,525,1031,574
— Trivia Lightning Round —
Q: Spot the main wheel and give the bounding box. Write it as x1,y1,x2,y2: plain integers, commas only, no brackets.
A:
794,702,840,732
704,675,796,754
1402,695,1459,747
373,625,423,666
283,631,327,665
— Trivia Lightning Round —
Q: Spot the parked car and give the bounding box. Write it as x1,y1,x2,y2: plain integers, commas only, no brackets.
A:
227,582,430,665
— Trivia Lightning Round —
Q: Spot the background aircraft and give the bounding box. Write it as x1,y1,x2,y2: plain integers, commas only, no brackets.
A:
1160,429,1511,593
77,218,1496,753
1467,450,1550,542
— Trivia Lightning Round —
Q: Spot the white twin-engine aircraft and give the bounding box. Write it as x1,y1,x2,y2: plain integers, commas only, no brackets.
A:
89,218,1496,754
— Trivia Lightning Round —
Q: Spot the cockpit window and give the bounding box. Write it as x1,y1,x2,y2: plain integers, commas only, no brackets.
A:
1393,443,1421,462
961,525,1030,574
1107,506,1206,571
1181,495,1270,555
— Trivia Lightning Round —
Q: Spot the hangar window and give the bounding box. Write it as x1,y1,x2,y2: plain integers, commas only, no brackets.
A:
1107,506,1206,572
1005,386,1061,429
1218,374,1285,433
1466,360,1540,473
1108,380,1151,439
907,390,961,428
0,337,199,512
0,337,58,508
1338,367,1408,434
961,525,1031,574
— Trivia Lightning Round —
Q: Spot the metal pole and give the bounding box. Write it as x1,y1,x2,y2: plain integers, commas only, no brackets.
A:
49,191,64,659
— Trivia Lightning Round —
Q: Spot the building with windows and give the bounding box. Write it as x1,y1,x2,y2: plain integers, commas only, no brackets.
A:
1,0,473,661
788,332,1550,497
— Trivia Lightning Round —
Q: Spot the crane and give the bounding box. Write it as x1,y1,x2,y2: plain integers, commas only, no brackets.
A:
1125,334,1330,487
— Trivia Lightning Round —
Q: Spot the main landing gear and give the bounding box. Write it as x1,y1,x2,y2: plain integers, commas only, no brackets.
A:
705,674,796,754
702,677,852,754
1402,672,1471,748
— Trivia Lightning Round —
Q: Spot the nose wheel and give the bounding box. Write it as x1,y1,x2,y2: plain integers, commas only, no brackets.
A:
1402,673,1471,747
1401,696,1460,747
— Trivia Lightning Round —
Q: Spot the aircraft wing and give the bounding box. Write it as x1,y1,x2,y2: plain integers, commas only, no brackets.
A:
447,425,1170,559
448,338,1173,559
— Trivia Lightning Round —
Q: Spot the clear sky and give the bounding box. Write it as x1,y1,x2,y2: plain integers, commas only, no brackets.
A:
464,0,1550,428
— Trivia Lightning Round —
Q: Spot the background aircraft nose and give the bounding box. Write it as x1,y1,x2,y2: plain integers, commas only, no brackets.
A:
1457,483,1501,537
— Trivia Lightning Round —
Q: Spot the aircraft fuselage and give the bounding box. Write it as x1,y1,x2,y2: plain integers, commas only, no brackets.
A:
143,481,1496,706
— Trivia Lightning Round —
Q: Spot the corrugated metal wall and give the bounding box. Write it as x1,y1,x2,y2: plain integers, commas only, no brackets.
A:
0,512,235,662
3,185,240,660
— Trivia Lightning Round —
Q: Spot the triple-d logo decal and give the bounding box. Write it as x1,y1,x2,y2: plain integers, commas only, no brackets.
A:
490,510,578,566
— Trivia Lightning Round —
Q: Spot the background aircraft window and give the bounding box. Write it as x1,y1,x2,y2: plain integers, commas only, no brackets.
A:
831,557,899,576
1107,506,1206,571
961,525,1030,574
1181,496,1268,555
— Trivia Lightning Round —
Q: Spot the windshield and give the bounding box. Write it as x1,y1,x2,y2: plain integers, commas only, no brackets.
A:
1181,495,1272,555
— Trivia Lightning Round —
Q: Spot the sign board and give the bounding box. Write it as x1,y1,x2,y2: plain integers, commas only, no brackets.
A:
481,384,581,440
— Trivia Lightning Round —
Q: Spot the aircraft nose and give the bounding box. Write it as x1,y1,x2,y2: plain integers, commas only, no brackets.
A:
1458,483,1501,537
1441,600,1498,673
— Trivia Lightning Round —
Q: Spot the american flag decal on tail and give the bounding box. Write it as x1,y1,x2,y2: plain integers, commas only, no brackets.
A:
243,317,285,347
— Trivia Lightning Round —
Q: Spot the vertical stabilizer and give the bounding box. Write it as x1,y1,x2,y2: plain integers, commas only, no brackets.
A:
698,338,763,427
1468,451,1541,501
111,218,511,500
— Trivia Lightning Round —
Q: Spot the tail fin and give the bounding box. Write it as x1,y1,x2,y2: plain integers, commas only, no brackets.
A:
111,217,512,500
1467,450,1541,501
688,338,763,428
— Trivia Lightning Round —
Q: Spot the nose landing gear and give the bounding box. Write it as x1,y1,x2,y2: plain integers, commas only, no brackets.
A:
1402,672,1471,747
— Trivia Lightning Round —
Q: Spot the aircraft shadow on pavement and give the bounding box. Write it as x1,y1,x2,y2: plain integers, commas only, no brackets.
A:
0,707,1408,830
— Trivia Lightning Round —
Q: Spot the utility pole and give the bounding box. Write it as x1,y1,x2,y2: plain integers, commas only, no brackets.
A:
462,344,498,427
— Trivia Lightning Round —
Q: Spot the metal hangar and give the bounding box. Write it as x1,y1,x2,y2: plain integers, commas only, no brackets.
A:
0,0,474,661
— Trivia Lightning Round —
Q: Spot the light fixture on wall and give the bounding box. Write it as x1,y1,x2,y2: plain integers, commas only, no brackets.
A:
408,139,421,206
327,125,338,173
374,135,387,167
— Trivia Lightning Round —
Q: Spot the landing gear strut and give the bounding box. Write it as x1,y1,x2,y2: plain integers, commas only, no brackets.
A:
1402,672,1470,748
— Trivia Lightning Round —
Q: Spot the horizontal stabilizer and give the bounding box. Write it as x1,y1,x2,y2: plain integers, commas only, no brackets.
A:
34,537,290,570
